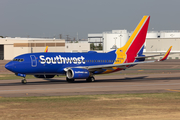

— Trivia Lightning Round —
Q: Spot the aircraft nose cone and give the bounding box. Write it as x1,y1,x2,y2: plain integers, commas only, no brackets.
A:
5,62,14,71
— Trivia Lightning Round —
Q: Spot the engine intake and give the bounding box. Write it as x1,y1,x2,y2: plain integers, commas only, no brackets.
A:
66,68,90,79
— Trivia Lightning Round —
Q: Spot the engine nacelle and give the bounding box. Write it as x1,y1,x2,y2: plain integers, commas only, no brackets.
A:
66,68,90,79
34,75,55,78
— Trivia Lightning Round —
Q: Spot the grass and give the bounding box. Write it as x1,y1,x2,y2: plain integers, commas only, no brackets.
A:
0,93,180,120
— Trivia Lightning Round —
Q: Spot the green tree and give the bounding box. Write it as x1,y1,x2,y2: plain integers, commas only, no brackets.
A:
90,43,95,50
98,43,103,50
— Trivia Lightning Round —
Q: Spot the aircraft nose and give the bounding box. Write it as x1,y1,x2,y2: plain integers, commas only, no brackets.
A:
5,62,14,71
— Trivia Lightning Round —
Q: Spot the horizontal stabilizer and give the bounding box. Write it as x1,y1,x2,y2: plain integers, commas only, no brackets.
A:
135,46,172,60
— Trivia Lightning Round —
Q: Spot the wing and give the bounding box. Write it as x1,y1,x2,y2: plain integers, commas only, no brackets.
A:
64,46,172,72
86,61,154,72
63,60,155,72
69,46,172,72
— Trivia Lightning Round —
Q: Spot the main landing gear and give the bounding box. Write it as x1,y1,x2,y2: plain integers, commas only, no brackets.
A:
21,78,27,84
86,76,95,82
66,77,75,83
66,76,95,83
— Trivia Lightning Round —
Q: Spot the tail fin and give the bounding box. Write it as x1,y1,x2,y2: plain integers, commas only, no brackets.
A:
138,45,144,55
115,16,150,64
44,46,48,52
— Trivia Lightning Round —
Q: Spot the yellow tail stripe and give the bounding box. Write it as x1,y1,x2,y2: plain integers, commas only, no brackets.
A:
114,16,149,65
122,16,149,50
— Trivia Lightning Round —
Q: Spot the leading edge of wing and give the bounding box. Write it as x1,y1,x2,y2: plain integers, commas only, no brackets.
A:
86,61,155,70
86,46,172,70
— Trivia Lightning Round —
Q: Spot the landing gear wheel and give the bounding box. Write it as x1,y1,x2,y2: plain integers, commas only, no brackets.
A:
21,79,27,84
86,76,95,82
66,77,75,83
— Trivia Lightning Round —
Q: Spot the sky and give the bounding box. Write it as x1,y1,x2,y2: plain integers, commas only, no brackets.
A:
0,0,180,39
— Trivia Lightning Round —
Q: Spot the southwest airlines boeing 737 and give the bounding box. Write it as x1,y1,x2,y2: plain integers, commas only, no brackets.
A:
5,16,172,84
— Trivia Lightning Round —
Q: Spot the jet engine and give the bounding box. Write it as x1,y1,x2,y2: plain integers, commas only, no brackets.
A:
34,75,55,78
66,68,90,79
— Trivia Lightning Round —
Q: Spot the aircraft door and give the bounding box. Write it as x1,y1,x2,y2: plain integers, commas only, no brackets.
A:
30,55,37,67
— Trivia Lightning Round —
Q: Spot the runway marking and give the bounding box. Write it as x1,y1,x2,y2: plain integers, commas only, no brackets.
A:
166,89,180,92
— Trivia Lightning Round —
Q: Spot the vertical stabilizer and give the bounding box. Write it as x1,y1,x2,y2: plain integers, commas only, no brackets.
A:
114,16,150,64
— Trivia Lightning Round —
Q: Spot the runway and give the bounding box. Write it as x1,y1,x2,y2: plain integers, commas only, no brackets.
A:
0,72,180,97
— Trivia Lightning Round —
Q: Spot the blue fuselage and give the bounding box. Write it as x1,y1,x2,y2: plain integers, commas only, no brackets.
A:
5,52,117,75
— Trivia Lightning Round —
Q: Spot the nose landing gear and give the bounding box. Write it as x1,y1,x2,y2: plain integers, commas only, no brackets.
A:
15,73,27,84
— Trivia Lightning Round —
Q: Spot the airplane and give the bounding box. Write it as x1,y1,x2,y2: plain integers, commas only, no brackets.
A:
5,15,172,84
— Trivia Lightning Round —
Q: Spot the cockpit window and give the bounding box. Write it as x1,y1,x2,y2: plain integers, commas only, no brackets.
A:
12,58,24,62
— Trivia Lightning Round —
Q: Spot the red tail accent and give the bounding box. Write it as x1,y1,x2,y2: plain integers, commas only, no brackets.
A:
125,16,150,63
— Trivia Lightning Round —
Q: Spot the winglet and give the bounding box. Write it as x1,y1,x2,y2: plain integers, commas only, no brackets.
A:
44,46,48,52
159,46,172,61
